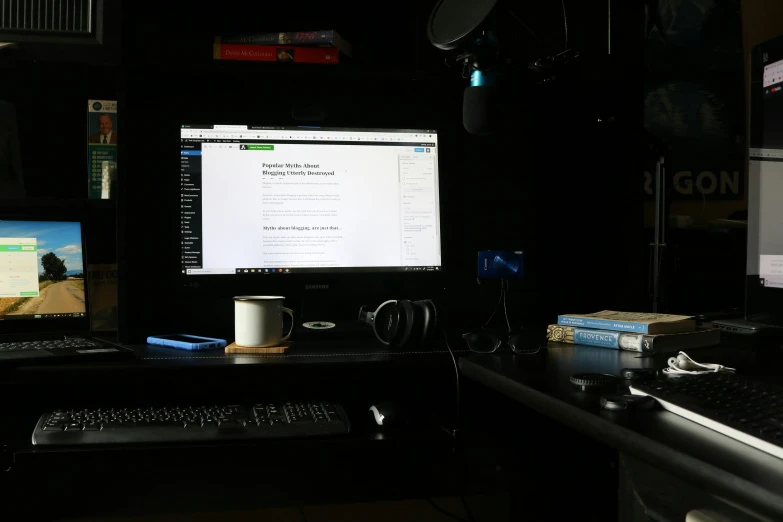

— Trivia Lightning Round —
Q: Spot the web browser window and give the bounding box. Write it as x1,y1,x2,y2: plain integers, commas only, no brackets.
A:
179,126,442,275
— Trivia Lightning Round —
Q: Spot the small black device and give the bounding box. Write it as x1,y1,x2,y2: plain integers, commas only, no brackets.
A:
695,308,742,326
570,373,620,391
33,402,350,445
358,299,437,348
711,318,768,336
630,373,783,460
620,368,657,381
600,393,656,412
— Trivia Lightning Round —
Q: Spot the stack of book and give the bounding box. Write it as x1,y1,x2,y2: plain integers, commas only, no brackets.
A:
546,310,720,355
213,30,352,65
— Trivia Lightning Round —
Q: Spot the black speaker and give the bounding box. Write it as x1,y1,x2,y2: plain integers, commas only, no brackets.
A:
359,300,438,348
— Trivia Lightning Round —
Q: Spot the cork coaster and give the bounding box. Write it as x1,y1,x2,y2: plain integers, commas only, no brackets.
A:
224,341,290,354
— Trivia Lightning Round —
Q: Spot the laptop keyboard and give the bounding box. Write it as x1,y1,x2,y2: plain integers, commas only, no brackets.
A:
0,338,100,352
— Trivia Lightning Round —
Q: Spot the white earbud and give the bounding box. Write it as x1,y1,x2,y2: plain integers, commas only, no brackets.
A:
663,352,735,375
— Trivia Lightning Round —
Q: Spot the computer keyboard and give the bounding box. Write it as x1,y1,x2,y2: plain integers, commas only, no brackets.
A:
630,373,783,460
0,338,101,352
33,402,350,445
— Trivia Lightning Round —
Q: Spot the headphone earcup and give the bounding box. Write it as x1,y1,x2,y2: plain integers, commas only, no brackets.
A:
413,300,437,344
395,300,417,348
405,300,427,347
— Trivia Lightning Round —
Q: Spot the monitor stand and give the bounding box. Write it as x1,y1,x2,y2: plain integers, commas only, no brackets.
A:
294,294,375,342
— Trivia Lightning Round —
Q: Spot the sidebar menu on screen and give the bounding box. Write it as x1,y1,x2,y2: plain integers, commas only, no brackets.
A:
180,149,203,272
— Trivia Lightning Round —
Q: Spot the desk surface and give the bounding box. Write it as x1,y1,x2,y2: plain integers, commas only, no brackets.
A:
459,343,783,519
6,338,465,371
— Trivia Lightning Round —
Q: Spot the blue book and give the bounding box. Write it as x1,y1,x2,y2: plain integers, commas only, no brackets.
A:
572,328,621,349
546,324,720,354
547,324,620,348
557,310,695,335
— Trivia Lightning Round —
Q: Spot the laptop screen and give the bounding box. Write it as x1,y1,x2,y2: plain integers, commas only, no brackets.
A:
0,220,87,321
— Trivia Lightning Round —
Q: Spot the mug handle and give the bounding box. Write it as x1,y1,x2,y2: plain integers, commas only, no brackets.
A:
281,307,294,341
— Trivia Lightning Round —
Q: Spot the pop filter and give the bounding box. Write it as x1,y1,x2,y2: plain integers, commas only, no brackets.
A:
427,0,498,51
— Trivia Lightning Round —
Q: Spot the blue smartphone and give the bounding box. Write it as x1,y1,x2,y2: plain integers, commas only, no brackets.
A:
146,334,227,351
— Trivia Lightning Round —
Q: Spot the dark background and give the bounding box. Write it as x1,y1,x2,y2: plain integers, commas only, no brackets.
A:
1,0,647,343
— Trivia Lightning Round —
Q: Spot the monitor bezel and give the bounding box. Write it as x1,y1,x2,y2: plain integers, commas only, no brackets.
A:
175,123,446,289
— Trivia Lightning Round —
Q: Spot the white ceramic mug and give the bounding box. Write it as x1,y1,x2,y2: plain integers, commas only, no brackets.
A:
233,296,294,347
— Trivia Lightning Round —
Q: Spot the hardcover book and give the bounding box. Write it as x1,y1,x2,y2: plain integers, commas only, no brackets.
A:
216,30,352,57
213,44,339,64
546,324,720,354
557,311,695,334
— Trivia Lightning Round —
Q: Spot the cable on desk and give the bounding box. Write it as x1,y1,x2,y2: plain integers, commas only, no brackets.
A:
460,496,477,522
442,329,461,435
427,498,470,522
483,284,504,328
297,505,308,522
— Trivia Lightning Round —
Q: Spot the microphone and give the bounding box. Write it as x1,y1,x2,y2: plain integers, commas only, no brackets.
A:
429,0,579,136
463,68,497,135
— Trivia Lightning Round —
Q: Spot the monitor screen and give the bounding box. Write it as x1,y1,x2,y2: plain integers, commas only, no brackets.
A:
0,220,86,320
748,36,783,322
179,125,442,275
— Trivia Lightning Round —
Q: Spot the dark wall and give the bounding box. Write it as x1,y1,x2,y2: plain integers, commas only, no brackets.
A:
118,0,645,342
2,0,645,342
0,59,117,199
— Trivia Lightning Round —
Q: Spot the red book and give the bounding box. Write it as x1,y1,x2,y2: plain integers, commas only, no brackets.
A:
213,43,339,64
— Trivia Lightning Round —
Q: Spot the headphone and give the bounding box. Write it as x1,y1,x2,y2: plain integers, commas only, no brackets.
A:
359,300,438,348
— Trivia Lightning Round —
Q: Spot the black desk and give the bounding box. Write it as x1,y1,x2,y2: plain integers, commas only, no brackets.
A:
1,340,476,520
459,342,783,521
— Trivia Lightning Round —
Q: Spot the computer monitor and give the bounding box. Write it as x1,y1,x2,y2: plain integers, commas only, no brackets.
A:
0,219,87,321
747,34,783,325
178,125,442,277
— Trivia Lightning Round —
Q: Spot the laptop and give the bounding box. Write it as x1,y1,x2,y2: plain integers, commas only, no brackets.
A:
0,217,134,362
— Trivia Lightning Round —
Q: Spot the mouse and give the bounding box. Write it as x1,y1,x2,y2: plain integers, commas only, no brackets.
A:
369,401,407,427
